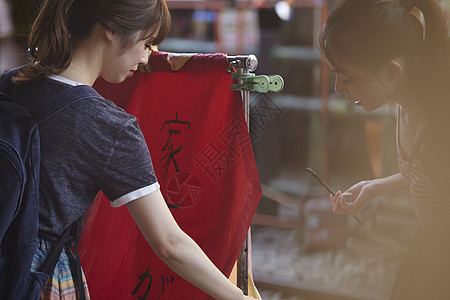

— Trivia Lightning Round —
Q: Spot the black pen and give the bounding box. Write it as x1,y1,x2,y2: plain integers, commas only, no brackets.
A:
304,167,363,224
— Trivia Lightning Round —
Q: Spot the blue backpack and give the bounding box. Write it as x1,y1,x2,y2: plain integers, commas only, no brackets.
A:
0,68,97,299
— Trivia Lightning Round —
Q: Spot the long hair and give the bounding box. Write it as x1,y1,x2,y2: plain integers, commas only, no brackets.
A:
320,0,450,189
15,0,170,82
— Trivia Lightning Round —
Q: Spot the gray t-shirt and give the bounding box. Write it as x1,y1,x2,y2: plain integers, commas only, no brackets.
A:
1,73,159,240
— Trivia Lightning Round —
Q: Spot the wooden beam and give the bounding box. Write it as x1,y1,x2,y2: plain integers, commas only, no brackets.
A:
261,183,300,212
253,213,301,229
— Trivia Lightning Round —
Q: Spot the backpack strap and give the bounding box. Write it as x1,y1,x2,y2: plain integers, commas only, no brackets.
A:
40,224,72,276
30,85,102,123
0,67,102,122
0,67,22,103
37,219,86,300
40,219,86,300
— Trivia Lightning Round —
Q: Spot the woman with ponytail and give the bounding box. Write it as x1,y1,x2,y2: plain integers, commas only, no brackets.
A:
0,0,256,299
321,0,450,298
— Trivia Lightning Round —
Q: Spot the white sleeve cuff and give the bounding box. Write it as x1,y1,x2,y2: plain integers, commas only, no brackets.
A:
110,182,160,207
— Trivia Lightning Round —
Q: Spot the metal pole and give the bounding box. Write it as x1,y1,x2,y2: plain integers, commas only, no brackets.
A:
229,55,258,296
237,65,250,296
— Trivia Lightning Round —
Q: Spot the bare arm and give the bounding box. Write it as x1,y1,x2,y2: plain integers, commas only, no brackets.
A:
368,173,409,195
126,189,253,300
331,173,409,216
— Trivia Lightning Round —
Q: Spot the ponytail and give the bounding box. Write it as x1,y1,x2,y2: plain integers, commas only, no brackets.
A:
15,0,75,82
411,0,450,122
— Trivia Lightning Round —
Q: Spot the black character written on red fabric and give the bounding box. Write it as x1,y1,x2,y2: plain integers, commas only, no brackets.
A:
132,266,176,299
160,275,175,292
160,111,191,180
131,266,152,300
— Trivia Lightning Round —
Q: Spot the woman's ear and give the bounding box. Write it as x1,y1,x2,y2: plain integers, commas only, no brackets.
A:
380,57,405,82
104,29,116,43
92,23,117,44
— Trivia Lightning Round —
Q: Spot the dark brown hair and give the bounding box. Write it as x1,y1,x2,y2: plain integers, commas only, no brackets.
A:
16,0,170,82
320,0,450,188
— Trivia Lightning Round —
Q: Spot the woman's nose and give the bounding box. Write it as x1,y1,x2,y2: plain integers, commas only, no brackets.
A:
334,75,345,95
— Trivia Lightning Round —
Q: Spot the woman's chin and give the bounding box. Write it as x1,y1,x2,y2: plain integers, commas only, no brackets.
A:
102,76,127,84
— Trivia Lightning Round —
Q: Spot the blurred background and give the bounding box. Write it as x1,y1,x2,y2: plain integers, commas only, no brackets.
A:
3,0,450,299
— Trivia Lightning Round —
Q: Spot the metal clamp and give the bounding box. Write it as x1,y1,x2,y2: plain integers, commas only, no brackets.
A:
231,73,284,93
227,54,284,93
227,54,258,72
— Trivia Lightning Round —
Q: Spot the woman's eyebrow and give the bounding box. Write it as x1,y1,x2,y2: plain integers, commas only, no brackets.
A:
142,32,156,41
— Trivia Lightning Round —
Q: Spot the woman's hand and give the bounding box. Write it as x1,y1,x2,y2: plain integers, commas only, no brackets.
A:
330,173,408,217
330,180,377,216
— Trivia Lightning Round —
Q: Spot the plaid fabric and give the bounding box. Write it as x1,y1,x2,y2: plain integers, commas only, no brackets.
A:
31,238,90,300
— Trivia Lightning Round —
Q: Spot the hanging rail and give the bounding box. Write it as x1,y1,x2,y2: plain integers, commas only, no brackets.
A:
226,54,284,295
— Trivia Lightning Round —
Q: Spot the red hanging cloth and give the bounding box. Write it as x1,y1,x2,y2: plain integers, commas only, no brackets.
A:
78,52,262,300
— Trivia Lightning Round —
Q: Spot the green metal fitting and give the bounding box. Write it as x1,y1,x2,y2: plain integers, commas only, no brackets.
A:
231,73,284,93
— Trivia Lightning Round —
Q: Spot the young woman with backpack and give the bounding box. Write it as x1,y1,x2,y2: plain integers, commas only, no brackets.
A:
2,0,257,299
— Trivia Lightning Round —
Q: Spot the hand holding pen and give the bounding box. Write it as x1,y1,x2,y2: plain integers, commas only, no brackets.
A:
304,168,363,224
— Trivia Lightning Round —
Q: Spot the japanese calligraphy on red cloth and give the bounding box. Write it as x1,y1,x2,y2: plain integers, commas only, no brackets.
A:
78,52,262,300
